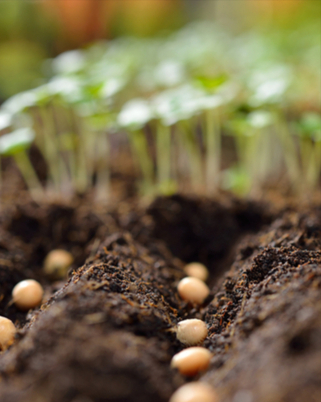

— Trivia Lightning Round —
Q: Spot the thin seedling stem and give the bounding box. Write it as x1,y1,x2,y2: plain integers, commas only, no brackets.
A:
13,151,44,200
276,115,301,192
73,114,90,194
39,106,62,193
156,123,171,190
130,129,154,193
179,120,204,192
95,131,110,202
205,109,221,194
0,154,2,192
306,140,321,191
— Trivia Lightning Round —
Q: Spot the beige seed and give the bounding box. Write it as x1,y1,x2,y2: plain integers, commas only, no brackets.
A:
0,316,16,351
12,279,44,311
178,277,210,305
176,319,208,345
44,249,74,279
171,347,212,376
184,262,209,282
169,382,218,402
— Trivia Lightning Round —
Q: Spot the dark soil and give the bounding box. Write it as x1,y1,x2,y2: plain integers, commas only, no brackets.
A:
0,195,320,402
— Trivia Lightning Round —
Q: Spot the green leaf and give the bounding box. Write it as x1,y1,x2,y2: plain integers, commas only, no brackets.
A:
194,74,229,91
154,60,185,87
0,127,35,156
0,112,12,130
247,110,273,128
248,66,291,106
118,99,153,130
47,77,83,104
2,91,37,114
298,113,321,141
222,166,251,196
227,116,250,136
152,85,204,125
52,50,85,75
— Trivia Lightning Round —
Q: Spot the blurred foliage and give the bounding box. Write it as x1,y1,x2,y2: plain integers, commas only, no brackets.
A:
0,0,320,100
0,41,46,99
0,1,55,100
0,11,320,199
0,0,320,199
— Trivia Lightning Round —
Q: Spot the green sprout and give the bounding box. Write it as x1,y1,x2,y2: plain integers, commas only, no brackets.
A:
222,165,251,196
275,111,301,192
226,109,275,195
118,99,154,194
0,127,44,199
248,65,292,107
153,85,205,193
195,74,230,194
295,113,321,191
1,91,38,115
0,21,319,200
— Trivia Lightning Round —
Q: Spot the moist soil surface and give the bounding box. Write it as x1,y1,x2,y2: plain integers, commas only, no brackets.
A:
0,194,320,402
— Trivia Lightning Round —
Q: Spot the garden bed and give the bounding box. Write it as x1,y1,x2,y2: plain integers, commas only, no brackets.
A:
0,14,320,402
0,194,320,402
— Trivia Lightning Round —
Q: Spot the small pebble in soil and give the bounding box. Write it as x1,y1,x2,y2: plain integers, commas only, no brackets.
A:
176,319,208,345
169,382,218,402
0,316,16,351
12,279,44,311
43,249,74,280
178,277,210,305
184,262,209,282
171,346,212,376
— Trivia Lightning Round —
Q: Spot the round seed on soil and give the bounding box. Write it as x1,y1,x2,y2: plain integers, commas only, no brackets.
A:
43,249,73,279
169,382,218,402
184,262,209,282
12,279,44,311
176,319,208,345
177,277,210,304
171,346,212,376
0,316,16,351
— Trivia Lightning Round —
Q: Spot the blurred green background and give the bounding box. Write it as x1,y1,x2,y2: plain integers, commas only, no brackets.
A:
0,0,320,101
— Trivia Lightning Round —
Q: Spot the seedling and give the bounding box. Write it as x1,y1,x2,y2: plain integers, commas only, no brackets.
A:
0,21,319,199
154,122,174,194
225,109,278,195
195,74,229,193
295,112,321,191
0,127,44,199
275,111,301,192
171,346,212,376
118,99,154,194
160,85,214,192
